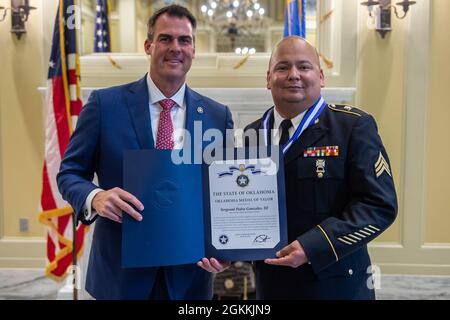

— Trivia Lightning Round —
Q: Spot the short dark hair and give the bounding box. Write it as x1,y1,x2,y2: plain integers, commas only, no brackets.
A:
147,4,197,41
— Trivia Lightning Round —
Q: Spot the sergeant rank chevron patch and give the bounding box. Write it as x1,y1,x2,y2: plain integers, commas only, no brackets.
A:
375,152,392,178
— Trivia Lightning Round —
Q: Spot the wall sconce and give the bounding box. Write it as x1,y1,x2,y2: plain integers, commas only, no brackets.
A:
10,0,36,39
361,0,416,38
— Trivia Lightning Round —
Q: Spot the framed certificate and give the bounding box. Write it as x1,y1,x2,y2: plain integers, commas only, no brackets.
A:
122,148,287,268
203,147,288,261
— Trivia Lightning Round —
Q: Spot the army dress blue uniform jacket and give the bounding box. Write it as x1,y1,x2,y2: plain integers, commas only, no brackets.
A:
57,75,234,300
245,104,397,300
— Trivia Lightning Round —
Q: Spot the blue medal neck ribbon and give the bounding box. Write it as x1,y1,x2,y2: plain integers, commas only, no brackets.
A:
262,96,326,154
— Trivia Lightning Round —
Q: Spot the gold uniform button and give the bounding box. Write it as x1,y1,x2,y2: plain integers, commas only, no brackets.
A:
344,106,352,111
224,279,234,290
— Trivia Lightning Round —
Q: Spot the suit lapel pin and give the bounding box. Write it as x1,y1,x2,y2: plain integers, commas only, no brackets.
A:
316,159,325,178
197,106,204,114
314,118,319,125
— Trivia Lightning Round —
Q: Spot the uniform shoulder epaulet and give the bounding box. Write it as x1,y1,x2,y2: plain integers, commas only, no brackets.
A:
327,104,369,117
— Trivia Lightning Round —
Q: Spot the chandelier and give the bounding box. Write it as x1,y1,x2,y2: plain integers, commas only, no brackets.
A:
199,0,269,52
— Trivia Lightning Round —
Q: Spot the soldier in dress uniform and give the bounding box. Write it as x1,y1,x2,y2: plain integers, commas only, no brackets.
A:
200,36,397,300
244,36,398,299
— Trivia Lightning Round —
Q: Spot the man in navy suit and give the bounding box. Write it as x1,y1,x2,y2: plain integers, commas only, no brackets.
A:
57,5,233,300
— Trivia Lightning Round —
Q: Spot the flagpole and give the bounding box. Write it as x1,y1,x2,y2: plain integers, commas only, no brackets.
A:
72,212,78,300
41,0,88,292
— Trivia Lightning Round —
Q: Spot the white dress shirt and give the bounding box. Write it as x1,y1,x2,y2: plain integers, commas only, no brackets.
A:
272,107,306,145
83,75,188,220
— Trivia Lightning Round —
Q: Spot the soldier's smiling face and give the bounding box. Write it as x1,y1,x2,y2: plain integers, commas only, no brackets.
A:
267,37,324,114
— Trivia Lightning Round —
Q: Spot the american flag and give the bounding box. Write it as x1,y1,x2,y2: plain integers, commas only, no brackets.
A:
94,0,111,52
38,0,88,281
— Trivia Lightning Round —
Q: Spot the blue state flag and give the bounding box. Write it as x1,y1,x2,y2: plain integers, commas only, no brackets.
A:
284,0,306,38
94,0,111,52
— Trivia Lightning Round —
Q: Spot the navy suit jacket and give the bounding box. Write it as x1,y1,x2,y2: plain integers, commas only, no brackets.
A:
57,75,233,300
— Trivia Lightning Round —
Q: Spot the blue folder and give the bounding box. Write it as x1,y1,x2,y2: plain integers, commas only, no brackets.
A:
122,148,287,268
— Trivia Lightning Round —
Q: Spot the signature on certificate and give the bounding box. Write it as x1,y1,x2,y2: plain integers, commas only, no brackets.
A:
253,234,271,243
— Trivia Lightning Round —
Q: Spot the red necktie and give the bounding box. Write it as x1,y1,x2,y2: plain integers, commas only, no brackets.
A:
156,99,175,149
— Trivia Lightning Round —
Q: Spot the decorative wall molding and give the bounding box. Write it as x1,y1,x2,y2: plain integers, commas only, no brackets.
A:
0,238,46,268
78,52,354,88
402,0,432,249
375,263,450,275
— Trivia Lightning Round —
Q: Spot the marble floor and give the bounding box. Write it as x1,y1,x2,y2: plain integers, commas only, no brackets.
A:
0,269,64,300
0,268,449,300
